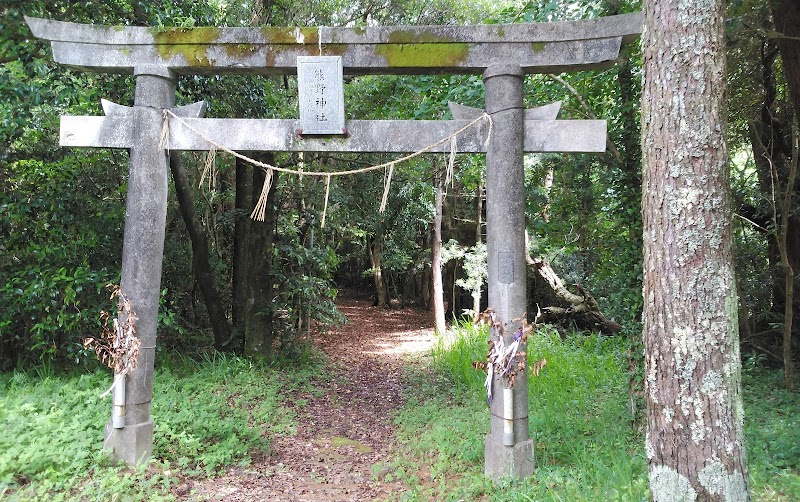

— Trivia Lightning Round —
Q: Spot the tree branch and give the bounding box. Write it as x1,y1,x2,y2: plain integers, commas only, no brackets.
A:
546,74,624,165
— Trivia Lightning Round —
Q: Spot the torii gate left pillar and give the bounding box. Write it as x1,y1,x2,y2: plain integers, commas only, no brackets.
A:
104,65,176,465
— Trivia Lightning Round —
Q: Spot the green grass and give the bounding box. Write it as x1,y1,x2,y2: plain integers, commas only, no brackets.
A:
0,352,321,501
741,356,800,501
388,323,800,501
2,326,797,501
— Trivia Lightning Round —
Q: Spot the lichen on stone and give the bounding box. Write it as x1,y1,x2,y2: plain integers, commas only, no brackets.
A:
150,27,222,66
259,26,319,44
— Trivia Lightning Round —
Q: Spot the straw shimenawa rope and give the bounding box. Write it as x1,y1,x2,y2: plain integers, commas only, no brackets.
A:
163,110,492,222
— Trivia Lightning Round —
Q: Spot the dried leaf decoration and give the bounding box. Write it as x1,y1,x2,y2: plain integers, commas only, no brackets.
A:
473,308,546,404
84,285,141,396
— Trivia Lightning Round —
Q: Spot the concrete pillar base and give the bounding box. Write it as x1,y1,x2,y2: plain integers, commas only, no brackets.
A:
104,418,154,466
484,434,534,480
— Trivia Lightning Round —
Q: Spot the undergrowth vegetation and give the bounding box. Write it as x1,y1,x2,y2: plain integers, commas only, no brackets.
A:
386,322,800,501
0,352,320,501
2,322,798,501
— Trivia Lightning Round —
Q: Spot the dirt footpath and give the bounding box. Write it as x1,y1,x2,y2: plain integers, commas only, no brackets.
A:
186,293,435,501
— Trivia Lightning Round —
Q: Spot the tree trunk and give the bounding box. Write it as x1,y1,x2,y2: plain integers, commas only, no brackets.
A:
747,34,798,389
431,169,446,334
642,0,751,500
774,0,800,387
168,155,232,351
419,262,432,309
368,236,389,306
232,156,252,345
243,156,279,357
774,0,800,120
775,126,798,391
773,0,800,391
526,254,621,334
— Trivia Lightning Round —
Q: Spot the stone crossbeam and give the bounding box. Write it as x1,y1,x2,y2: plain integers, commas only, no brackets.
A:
25,13,641,75
61,114,606,153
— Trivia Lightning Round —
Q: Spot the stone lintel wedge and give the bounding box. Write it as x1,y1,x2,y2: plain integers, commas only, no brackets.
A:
100,98,208,117
61,116,606,153
25,13,642,76
449,101,562,120
60,100,207,148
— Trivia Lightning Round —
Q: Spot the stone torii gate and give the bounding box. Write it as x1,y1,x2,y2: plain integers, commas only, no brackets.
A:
26,13,641,480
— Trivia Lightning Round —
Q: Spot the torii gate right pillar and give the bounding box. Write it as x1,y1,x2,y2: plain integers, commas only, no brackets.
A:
483,64,535,479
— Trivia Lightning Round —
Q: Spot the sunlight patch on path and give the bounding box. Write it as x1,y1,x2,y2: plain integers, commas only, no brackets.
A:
364,328,436,356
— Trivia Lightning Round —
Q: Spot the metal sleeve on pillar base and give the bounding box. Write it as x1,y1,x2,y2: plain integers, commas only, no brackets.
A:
112,373,126,429
502,387,514,446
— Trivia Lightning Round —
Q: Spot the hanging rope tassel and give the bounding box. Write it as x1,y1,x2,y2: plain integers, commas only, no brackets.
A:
379,162,395,213
199,148,217,189
446,136,457,188
321,174,332,228
250,167,274,222
159,110,170,150
483,113,493,149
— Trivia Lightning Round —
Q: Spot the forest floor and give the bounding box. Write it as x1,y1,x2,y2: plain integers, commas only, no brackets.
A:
186,292,436,501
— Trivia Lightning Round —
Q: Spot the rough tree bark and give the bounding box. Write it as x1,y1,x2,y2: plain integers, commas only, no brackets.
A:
169,155,232,351
642,0,751,500
242,156,279,357
431,168,446,334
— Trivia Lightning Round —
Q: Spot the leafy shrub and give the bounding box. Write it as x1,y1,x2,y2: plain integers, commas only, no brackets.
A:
0,156,124,370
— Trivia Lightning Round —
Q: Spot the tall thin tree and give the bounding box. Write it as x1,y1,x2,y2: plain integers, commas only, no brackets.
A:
642,0,751,500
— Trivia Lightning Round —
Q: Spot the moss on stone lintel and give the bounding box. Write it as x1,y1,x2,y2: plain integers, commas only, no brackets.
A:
224,43,259,57
259,26,319,44
150,27,222,66
375,43,469,68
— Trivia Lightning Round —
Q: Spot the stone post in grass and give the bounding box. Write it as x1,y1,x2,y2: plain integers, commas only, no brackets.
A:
103,65,176,466
483,63,535,479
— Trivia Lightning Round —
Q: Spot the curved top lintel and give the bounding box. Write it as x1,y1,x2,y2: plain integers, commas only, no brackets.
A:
24,13,642,76
25,13,642,45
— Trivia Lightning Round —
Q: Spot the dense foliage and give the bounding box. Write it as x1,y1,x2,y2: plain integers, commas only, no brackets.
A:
0,0,796,382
